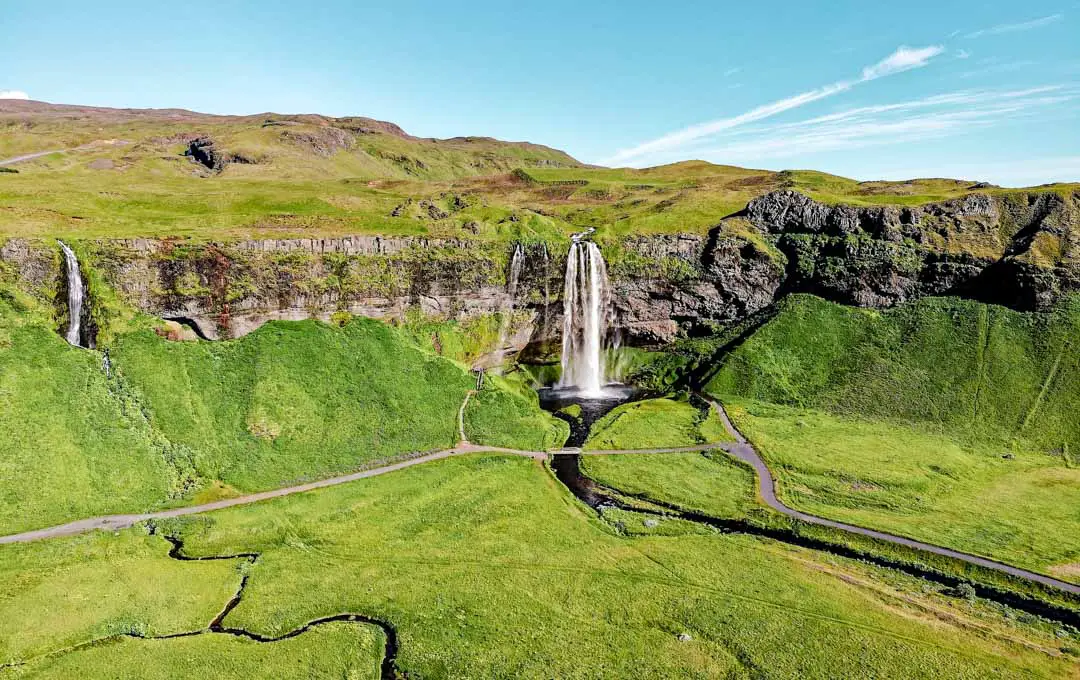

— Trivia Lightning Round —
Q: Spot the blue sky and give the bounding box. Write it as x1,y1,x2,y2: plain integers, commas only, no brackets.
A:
3,0,1078,185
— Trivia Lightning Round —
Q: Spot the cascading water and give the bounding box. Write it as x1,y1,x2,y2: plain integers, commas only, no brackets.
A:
557,230,611,397
58,241,85,347
492,245,524,373
494,244,526,361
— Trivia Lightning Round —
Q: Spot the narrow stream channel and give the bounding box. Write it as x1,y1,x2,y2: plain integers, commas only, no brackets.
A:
537,390,1080,629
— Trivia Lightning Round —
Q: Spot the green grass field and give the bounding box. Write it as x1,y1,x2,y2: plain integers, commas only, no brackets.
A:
583,451,757,520
705,294,1080,579
724,399,1080,579
4,624,384,680
583,397,731,450
4,103,1077,243
2,454,1074,678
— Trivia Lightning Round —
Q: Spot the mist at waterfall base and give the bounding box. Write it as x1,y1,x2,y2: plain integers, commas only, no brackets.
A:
58,241,86,348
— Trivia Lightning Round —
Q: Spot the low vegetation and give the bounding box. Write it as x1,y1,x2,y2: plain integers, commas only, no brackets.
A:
0,299,173,533
583,397,731,450
724,399,1080,578
583,451,757,520
5,624,384,680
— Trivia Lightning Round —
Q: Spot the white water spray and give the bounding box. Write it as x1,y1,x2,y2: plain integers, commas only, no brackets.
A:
58,241,85,347
557,230,611,397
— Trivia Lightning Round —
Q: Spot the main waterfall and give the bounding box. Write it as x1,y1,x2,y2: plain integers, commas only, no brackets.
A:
557,231,611,397
58,241,85,347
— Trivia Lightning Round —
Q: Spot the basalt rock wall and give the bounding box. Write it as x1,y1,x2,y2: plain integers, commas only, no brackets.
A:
2,189,1077,348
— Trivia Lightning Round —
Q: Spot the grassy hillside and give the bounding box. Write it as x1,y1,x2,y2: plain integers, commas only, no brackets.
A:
708,294,1080,453
705,294,1080,575
111,318,475,491
0,297,175,533
3,101,1076,242
2,454,1071,678
0,286,563,532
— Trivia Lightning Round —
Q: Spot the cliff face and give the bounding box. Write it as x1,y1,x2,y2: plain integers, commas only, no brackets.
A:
2,189,1077,350
746,189,1080,310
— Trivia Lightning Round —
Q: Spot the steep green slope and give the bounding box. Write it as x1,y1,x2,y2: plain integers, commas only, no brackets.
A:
705,294,1080,575
709,294,1080,453
0,299,175,533
0,288,563,532
111,316,567,492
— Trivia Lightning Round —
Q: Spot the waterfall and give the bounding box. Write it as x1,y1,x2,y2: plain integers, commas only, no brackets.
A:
493,244,525,368
557,231,611,397
58,241,85,347
540,243,551,342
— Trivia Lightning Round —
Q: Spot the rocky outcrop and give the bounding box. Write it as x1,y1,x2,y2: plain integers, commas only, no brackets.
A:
745,189,1080,310
607,234,783,343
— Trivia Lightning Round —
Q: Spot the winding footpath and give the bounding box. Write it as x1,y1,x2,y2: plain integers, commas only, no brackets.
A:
1,395,1078,599
707,401,1080,596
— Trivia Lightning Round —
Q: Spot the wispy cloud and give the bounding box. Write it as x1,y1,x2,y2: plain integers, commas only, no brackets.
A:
603,45,944,165
861,45,944,80
956,49,971,59
723,67,741,77
668,86,1073,165
0,90,29,100
964,13,1063,39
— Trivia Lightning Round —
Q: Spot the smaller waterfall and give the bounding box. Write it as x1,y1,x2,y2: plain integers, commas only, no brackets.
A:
557,230,611,397
58,241,85,347
540,243,551,341
493,244,526,368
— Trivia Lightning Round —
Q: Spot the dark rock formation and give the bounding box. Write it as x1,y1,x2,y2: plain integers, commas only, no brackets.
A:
746,189,1080,311
184,137,225,172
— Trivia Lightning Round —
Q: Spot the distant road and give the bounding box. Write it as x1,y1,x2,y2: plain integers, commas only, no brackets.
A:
0,149,68,166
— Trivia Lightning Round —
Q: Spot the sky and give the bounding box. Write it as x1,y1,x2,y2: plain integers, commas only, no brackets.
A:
2,0,1079,185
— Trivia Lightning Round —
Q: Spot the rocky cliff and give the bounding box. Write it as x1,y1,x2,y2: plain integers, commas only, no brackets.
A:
2,188,1077,350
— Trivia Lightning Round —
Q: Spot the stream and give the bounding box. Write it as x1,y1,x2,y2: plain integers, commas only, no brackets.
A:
537,389,1080,629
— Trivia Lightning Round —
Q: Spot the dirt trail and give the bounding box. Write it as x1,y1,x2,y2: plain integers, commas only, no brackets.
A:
707,400,1080,596
1,395,1078,598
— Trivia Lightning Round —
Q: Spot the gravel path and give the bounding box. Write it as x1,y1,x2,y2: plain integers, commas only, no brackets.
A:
2,396,1078,598
708,400,1080,596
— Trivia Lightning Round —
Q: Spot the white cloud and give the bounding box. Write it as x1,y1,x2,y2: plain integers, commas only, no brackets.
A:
861,45,945,80
0,90,29,100
602,45,945,166
723,67,741,77
964,13,1063,39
